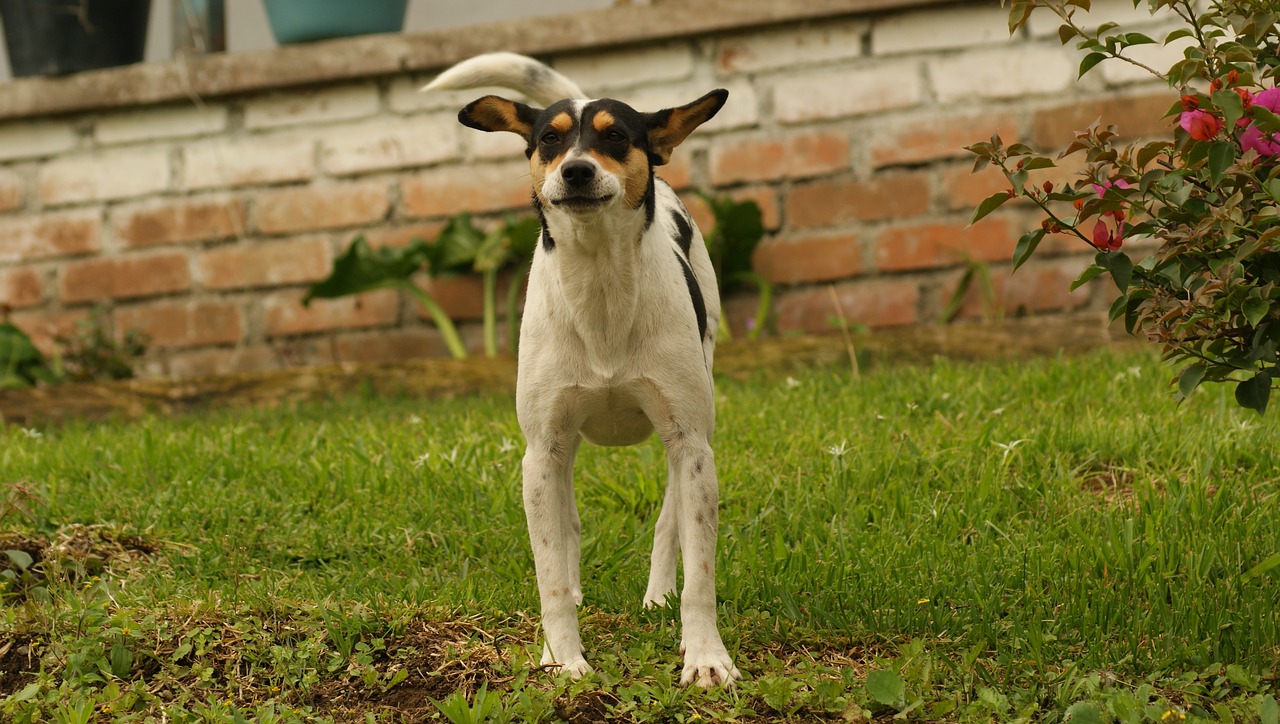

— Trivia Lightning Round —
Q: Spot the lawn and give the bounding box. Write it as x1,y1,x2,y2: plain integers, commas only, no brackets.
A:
2,348,1278,722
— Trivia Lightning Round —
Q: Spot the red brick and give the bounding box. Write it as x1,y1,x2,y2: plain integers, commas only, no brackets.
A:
402,162,531,218
198,236,332,291
729,186,781,231
422,272,526,322
875,217,1016,272
871,112,1019,168
775,278,919,333
0,211,101,263
786,173,931,229
263,288,399,337
114,299,244,349
0,266,43,308
942,164,1011,210
660,152,693,191
256,182,389,235
679,188,779,245
940,253,1098,321
333,329,450,364
363,222,448,250
60,252,191,304
710,129,850,186
113,196,247,248
165,345,277,378
9,309,89,353
753,230,862,284
1031,92,1175,150
0,169,24,212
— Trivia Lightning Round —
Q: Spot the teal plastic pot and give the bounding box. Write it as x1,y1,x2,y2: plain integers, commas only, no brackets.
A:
263,0,407,44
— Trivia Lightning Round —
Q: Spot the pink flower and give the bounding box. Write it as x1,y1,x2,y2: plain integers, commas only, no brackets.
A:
1241,87,1280,157
1092,218,1124,251
1092,178,1132,197
1180,109,1223,141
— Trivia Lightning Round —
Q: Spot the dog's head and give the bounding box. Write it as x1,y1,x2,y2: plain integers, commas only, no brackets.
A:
458,91,727,215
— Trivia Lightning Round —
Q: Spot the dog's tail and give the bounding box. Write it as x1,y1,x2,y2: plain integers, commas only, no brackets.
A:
422,52,586,106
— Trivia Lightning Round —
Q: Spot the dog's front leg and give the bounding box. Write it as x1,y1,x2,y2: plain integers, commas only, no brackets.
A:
669,438,741,687
523,442,591,678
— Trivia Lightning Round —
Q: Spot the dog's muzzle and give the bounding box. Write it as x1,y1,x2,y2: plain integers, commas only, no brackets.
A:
551,160,612,209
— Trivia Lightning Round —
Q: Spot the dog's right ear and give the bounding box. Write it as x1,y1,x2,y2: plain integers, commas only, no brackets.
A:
459,96,541,141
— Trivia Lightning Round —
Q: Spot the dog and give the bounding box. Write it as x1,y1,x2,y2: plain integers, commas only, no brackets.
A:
425,52,740,687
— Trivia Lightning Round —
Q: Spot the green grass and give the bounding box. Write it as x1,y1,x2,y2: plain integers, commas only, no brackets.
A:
2,348,1279,722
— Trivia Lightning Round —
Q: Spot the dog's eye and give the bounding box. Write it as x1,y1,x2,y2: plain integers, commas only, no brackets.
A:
540,132,560,145
605,130,626,143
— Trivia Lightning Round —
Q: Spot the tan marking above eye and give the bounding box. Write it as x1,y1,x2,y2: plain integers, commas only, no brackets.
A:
550,112,574,134
592,111,616,133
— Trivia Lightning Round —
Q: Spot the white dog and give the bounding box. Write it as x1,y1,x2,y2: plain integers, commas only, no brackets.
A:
426,52,740,687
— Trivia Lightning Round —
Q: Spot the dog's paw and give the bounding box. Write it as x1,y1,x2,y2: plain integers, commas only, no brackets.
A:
680,645,741,688
542,643,592,679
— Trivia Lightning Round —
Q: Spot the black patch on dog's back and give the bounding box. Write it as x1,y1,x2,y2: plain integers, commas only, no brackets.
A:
673,249,707,342
671,210,693,257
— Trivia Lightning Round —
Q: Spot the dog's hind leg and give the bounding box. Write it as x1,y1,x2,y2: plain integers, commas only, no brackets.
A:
523,439,592,678
643,460,680,607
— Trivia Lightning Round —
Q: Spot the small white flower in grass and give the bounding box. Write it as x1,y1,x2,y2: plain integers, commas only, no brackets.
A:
21,428,43,440
993,439,1031,464
407,415,423,425
498,437,517,454
990,407,1005,416
784,376,801,389
827,441,850,458
412,453,431,469
875,413,887,421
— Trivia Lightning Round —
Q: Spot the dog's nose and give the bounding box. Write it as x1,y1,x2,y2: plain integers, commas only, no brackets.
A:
560,160,596,188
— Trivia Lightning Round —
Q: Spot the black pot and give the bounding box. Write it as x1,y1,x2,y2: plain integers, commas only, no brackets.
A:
1,0,152,77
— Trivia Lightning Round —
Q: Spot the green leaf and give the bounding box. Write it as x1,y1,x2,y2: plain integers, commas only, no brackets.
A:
303,236,428,304
1244,297,1270,327
1021,157,1056,170
110,640,134,679
1242,552,1280,582
1178,363,1207,399
1261,695,1278,724
1235,372,1272,414
12,682,39,702
1214,89,1246,129
1078,51,1108,78
1207,141,1237,184
1136,140,1170,169
1012,229,1047,271
1070,264,1106,291
4,549,33,570
1118,32,1155,46
1099,251,1133,292
1065,701,1106,724
702,194,765,294
866,670,906,706
1165,28,1194,44
970,191,1012,226
1253,106,1280,134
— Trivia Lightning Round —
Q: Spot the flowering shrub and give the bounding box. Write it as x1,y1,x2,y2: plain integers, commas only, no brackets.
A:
968,0,1280,412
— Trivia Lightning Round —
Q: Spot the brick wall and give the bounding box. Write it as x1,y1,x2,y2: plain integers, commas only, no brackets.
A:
0,0,1179,378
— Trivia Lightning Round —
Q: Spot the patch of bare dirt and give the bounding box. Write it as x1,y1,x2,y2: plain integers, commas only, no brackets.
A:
0,636,38,696
1079,464,1139,506
309,618,512,722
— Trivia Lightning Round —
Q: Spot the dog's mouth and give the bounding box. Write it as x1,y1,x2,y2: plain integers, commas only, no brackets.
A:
551,194,612,210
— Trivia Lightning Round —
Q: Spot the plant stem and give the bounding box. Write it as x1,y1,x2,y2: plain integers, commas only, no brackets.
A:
506,261,531,357
482,269,497,358
403,285,468,359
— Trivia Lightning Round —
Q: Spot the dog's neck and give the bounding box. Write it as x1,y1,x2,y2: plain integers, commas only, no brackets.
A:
539,203,652,351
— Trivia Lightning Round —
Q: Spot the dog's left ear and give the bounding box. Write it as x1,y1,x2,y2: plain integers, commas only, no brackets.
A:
459,95,541,141
646,89,728,165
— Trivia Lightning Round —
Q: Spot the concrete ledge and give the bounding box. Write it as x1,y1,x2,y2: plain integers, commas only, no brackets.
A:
0,0,950,121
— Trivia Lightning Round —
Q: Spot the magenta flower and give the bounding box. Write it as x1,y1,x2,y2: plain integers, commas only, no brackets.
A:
1241,87,1280,157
